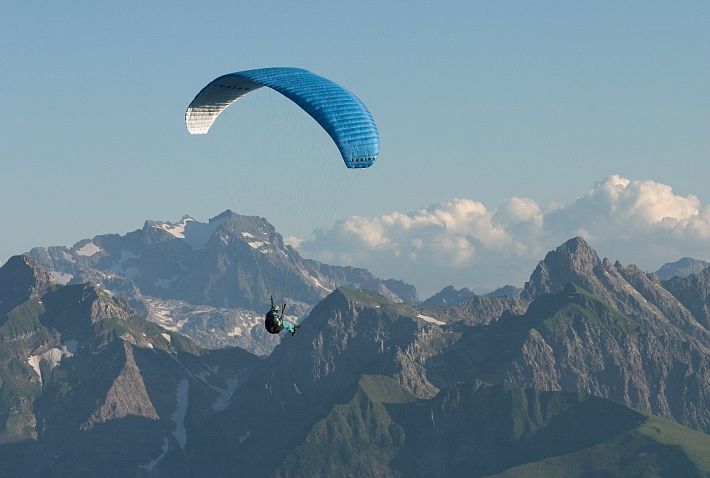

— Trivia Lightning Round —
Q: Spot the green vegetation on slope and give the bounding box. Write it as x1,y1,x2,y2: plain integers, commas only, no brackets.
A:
489,415,710,478
0,299,49,443
273,378,710,478
274,376,409,478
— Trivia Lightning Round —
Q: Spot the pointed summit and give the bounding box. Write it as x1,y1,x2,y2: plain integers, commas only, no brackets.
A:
519,237,707,338
521,237,601,302
209,209,237,223
550,236,600,269
0,255,51,316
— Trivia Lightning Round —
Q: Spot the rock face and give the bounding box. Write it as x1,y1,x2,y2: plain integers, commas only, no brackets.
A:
436,237,710,433
663,267,710,330
2,246,710,476
185,284,710,477
521,237,709,340
187,288,448,476
82,342,159,430
27,211,417,353
431,283,710,433
656,257,710,281
0,255,50,317
0,255,257,476
520,237,600,300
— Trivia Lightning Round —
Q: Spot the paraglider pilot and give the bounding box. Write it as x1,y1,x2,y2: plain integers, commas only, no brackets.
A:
265,295,300,336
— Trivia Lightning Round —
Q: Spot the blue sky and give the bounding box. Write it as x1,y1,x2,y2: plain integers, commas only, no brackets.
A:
2,1,709,293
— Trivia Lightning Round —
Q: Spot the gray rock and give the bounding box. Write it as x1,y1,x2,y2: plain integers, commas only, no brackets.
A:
26,211,418,353
656,257,710,281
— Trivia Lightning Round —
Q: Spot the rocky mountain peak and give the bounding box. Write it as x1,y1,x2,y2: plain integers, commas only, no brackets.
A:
212,212,279,243
209,209,238,223
519,238,706,335
0,255,51,316
545,236,600,272
25,210,418,353
521,236,601,302
269,287,424,392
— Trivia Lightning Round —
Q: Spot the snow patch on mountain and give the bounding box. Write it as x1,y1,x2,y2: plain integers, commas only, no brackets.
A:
283,235,302,248
142,297,276,351
139,437,169,472
227,311,264,337
96,283,115,297
149,215,228,250
248,241,266,250
303,272,333,293
49,271,73,285
75,241,102,257
146,298,186,331
227,326,243,337
27,342,76,385
416,313,446,326
172,379,189,450
212,376,239,412
61,251,75,263
156,216,194,239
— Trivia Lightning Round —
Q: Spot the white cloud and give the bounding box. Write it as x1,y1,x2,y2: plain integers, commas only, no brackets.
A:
297,176,710,296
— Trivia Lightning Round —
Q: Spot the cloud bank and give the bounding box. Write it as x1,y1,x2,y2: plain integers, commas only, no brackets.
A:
297,176,710,296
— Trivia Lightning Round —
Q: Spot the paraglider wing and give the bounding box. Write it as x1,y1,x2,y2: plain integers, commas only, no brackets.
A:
185,67,379,168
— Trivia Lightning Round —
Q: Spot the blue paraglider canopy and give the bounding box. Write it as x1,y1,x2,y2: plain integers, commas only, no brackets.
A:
185,67,379,168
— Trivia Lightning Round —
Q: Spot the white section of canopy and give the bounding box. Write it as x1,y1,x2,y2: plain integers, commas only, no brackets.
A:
185,76,263,134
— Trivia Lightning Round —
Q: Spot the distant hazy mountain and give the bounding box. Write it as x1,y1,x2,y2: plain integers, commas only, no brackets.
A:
27,211,417,354
421,284,524,330
420,285,476,308
656,257,710,281
486,284,522,298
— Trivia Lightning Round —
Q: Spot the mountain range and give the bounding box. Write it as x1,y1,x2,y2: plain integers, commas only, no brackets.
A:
2,217,710,476
27,211,416,355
